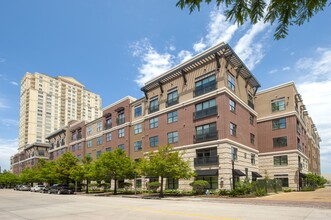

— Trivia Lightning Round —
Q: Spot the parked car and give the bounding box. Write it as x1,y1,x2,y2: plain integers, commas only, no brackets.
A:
48,184,73,194
14,185,22,190
31,185,45,192
40,186,50,193
20,185,31,191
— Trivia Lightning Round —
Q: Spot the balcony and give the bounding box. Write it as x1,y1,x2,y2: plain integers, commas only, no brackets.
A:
116,118,125,126
166,97,179,107
77,134,82,140
193,106,217,120
149,105,159,114
194,155,219,166
194,130,218,143
248,100,254,109
193,82,217,97
105,122,112,130
297,143,302,152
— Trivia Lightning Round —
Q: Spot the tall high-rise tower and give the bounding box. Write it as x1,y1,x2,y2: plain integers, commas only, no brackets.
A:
18,72,102,151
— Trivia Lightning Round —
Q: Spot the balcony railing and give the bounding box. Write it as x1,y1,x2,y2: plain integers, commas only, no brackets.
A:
248,100,254,109
194,155,219,166
193,82,217,97
194,130,218,143
105,123,112,130
116,118,125,126
166,97,179,107
297,143,302,152
193,106,217,120
149,105,159,114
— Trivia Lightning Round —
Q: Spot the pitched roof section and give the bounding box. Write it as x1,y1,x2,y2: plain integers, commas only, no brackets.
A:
141,42,260,92
56,76,85,88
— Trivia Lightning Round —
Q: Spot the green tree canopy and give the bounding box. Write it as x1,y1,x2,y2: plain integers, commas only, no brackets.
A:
54,152,79,185
95,149,135,194
0,171,18,187
176,0,330,39
70,155,95,193
138,145,194,197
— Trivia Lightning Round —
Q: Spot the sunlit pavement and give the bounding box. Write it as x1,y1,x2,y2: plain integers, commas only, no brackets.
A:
0,189,330,220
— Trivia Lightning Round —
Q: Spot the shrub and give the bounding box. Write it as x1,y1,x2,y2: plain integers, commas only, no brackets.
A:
254,187,267,196
147,182,160,192
219,189,229,196
301,186,315,191
164,189,181,195
283,188,292,193
190,180,209,195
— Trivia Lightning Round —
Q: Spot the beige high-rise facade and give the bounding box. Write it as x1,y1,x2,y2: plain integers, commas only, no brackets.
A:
18,72,102,152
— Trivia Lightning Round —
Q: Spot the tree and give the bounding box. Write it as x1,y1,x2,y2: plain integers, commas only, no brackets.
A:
54,152,79,185
95,149,135,195
70,155,95,193
176,0,330,39
138,145,194,197
0,171,18,188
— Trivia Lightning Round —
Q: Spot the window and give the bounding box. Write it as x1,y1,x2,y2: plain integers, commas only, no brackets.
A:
229,99,236,112
251,154,256,165
273,137,287,147
196,176,218,190
71,145,76,152
274,156,288,166
118,144,125,150
195,123,217,143
97,136,102,145
118,128,125,138
97,122,102,132
249,114,254,125
250,133,255,145
134,141,142,151
87,140,92,148
149,98,159,113
231,147,238,161
271,98,286,112
228,74,235,91
167,90,178,107
87,127,92,135
149,117,158,129
134,124,142,134
248,93,254,109
194,98,217,120
105,118,112,129
117,111,125,125
149,136,158,147
167,178,179,189
135,179,142,188
77,143,82,150
230,123,237,136
194,74,216,97
106,132,112,141
272,118,286,129
274,175,289,187
167,131,178,144
134,105,142,117
97,150,102,159
167,111,178,123
195,147,218,165
106,147,112,152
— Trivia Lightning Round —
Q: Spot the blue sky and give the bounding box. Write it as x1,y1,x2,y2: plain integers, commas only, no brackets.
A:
0,1,330,173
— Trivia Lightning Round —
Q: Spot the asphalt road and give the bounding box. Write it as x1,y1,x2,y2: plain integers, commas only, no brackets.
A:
0,189,330,220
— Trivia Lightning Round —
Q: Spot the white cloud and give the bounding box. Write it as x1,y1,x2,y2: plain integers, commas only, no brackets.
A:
0,138,18,171
0,119,19,127
193,8,238,52
10,81,18,86
0,98,8,109
268,69,278,74
282,66,291,71
131,39,174,87
234,20,270,69
296,47,331,174
178,50,193,63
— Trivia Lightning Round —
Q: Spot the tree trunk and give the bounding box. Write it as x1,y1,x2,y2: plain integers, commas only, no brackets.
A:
85,178,89,194
114,177,117,195
160,176,164,198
